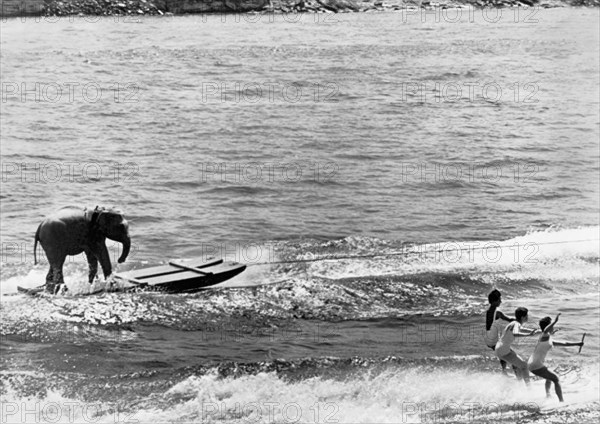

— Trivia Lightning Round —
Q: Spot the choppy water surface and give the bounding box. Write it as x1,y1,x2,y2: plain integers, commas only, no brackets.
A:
1,8,599,423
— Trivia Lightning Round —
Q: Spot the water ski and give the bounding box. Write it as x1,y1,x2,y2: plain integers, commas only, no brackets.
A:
17,285,46,296
113,257,246,293
17,284,101,297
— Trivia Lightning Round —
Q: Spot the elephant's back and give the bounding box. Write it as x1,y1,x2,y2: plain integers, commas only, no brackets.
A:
50,206,85,220
38,208,89,253
39,207,86,238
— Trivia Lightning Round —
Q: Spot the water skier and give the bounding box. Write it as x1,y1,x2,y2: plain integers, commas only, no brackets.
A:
495,307,538,384
484,289,516,375
527,313,585,402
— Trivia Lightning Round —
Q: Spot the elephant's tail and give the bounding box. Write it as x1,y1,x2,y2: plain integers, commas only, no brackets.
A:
34,224,41,265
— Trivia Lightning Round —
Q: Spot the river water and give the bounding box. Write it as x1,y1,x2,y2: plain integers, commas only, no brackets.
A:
1,7,599,424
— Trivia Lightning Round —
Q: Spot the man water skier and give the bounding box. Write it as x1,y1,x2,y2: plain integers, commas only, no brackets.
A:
527,313,584,402
484,289,516,375
495,307,538,384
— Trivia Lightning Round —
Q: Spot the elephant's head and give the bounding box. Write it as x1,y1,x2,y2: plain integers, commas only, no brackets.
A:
94,207,131,263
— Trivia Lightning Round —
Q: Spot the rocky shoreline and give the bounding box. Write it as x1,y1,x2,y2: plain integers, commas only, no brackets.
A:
0,0,598,18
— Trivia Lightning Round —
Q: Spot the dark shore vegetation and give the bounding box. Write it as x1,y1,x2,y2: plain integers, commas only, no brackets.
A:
10,0,600,18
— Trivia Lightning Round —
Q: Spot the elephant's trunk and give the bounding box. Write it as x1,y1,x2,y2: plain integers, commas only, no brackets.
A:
118,235,131,263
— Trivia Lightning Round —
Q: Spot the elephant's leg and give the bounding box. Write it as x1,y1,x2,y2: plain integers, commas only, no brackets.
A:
96,242,112,280
52,266,65,294
45,266,58,294
48,256,66,295
85,250,98,284
45,267,54,285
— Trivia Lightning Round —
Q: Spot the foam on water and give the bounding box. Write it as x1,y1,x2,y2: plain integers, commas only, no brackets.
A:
2,362,598,423
308,226,600,281
1,227,598,330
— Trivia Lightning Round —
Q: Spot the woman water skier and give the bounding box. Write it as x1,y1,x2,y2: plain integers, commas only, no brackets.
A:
527,313,584,402
484,289,516,375
495,307,538,384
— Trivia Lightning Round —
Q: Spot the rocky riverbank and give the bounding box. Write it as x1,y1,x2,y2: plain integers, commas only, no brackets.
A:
1,0,598,18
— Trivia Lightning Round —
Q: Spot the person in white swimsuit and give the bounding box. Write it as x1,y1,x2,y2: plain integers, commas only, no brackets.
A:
484,289,515,374
495,307,538,383
528,313,584,402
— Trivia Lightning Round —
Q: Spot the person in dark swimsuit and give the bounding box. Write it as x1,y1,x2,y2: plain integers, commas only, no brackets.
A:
484,289,515,374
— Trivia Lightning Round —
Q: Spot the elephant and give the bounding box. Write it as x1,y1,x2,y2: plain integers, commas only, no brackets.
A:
34,206,131,294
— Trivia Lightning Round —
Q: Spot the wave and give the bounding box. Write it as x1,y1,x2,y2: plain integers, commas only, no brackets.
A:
1,227,598,331
1,358,598,424
2,227,597,422
147,363,599,424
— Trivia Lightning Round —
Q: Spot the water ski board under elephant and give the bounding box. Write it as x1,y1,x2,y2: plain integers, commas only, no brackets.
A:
17,257,246,295
17,285,104,296
16,286,46,296
113,257,246,293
